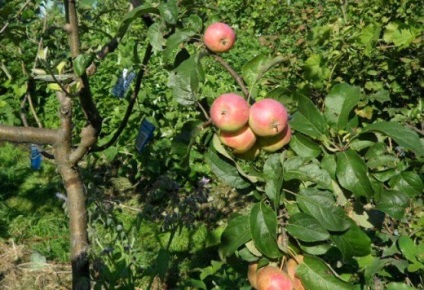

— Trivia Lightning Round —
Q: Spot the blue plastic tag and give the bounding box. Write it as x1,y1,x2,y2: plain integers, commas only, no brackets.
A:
135,119,155,154
30,144,42,170
112,69,136,98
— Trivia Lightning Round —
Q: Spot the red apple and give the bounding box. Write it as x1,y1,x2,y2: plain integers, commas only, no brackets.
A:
259,125,291,152
204,22,236,53
256,266,293,290
210,93,250,132
219,126,256,154
249,98,288,137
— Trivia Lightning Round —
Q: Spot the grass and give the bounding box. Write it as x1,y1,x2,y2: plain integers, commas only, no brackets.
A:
0,143,251,289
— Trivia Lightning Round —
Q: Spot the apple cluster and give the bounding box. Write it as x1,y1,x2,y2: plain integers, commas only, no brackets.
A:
204,22,291,157
210,93,291,157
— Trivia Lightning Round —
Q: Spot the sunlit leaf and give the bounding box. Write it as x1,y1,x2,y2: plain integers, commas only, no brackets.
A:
263,153,284,209
336,150,374,198
296,188,351,232
361,122,424,156
330,220,371,260
242,54,286,85
290,134,322,158
324,83,361,131
286,213,330,242
168,54,203,106
147,23,165,53
250,202,281,259
297,255,356,290
159,0,178,25
375,190,409,219
290,112,325,140
389,171,424,197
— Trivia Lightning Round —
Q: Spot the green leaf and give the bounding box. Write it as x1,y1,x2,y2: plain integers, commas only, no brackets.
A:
298,241,332,255
336,150,374,198
211,134,262,184
297,255,356,290
330,221,372,260
242,54,286,86
263,153,284,209
286,213,330,242
147,23,164,53
389,171,424,197
220,215,251,257
290,134,322,158
297,92,327,134
118,4,158,38
250,202,281,259
369,90,391,103
360,122,424,156
284,157,332,189
383,22,421,49
183,15,202,32
375,190,409,219
207,144,251,190
386,282,416,290
303,54,330,87
290,110,327,139
398,236,420,264
361,256,385,284
296,188,351,232
168,54,203,106
74,53,95,76
321,154,337,180
358,23,382,56
159,0,178,25
164,28,196,64
324,83,361,131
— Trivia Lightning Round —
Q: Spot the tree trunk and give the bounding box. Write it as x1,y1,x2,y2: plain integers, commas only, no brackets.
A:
57,164,90,290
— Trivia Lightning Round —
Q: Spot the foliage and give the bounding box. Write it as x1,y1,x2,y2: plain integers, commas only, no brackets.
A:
0,0,423,289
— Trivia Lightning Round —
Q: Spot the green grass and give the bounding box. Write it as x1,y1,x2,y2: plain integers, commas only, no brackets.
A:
0,143,69,262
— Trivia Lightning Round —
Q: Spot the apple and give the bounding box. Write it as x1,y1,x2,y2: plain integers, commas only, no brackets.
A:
286,256,305,290
248,262,259,289
249,98,288,137
210,93,250,132
256,266,293,290
204,22,236,53
259,125,291,152
219,126,256,154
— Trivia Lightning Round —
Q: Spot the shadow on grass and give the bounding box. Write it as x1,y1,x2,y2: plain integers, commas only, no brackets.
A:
0,143,65,240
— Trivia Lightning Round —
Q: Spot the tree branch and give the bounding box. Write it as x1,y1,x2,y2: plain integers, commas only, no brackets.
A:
211,53,250,99
0,125,58,144
92,43,153,152
64,0,102,162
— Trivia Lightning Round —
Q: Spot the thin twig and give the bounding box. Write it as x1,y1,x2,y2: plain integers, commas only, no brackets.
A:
38,59,74,96
196,100,210,120
406,124,424,136
0,0,32,34
211,54,250,99
91,44,153,152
